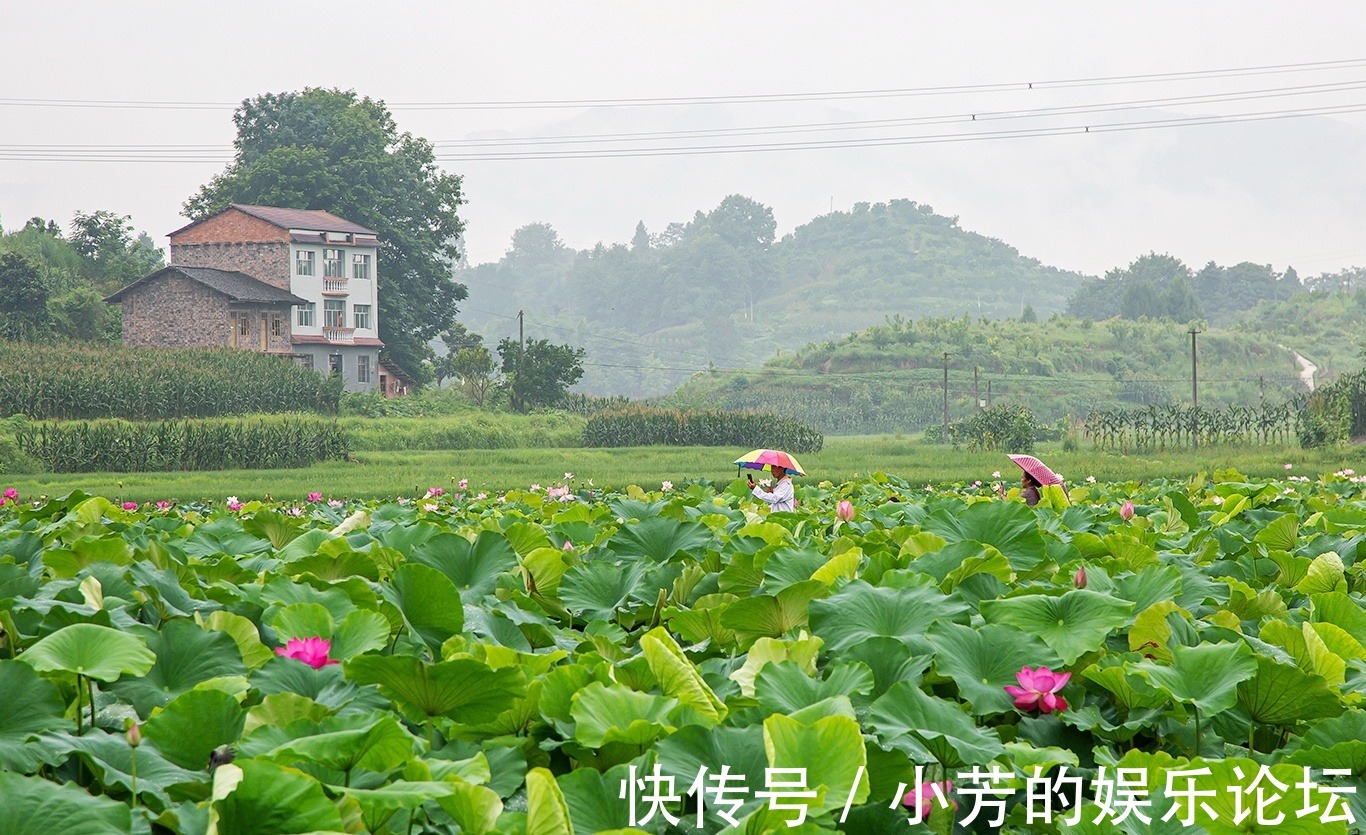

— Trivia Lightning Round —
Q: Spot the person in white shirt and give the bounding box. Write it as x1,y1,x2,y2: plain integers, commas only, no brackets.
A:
747,464,795,512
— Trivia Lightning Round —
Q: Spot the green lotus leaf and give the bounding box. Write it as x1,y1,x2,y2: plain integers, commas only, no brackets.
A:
640,626,726,724
1311,592,1366,644
20,622,155,683
1198,757,1347,835
1238,655,1345,725
1297,551,1347,595
808,579,969,654
1079,655,1167,713
42,535,133,579
755,660,876,715
607,516,712,562
1131,640,1256,716
0,771,133,835
251,655,382,712
433,780,504,835
867,681,1006,767
1261,619,1347,686
720,579,824,647
142,687,246,770
526,767,574,835
922,498,1048,571
559,561,645,621
411,530,519,600
64,728,205,806
1254,512,1300,551
980,589,1134,665
557,764,642,835
344,655,525,724
570,682,677,748
202,611,275,670
208,759,344,835
388,562,464,652
268,601,335,642
762,711,870,819
264,713,417,775
336,780,455,833
650,724,769,823
329,610,391,660
1107,564,1183,614
110,620,245,713
0,659,71,771
927,621,1063,715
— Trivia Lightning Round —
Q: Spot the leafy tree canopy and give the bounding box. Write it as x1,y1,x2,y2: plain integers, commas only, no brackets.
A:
185,88,468,382
497,337,585,412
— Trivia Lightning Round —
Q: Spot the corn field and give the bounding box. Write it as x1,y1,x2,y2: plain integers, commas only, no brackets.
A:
0,342,341,420
583,406,824,453
1085,402,1302,452
16,415,347,473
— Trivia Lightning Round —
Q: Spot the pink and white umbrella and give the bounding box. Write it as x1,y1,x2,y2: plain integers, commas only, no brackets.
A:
1007,454,1064,486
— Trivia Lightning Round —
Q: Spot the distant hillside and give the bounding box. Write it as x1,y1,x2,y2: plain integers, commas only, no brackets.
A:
1233,287,1366,383
457,197,1091,397
666,314,1308,434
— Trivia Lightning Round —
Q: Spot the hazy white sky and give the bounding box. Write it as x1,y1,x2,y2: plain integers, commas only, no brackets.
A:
3,2,1366,277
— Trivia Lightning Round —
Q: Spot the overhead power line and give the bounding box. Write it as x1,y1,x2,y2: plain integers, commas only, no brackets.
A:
2,57,1365,111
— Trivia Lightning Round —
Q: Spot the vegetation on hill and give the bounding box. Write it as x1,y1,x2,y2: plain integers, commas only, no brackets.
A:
459,196,1091,397
1233,286,1366,381
668,314,1308,434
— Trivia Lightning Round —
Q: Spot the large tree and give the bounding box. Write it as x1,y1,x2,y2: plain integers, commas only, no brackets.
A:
185,88,467,381
497,337,585,412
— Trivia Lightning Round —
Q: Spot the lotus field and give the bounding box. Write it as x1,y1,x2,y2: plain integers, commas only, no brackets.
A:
3,469,1366,834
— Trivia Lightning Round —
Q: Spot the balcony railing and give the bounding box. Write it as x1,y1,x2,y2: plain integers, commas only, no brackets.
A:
322,327,355,344
322,278,349,295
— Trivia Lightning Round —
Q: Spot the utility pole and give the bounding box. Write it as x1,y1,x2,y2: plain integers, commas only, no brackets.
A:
986,379,993,408
517,310,525,362
973,366,980,409
1259,375,1265,402
1189,326,1201,450
942,352,951,443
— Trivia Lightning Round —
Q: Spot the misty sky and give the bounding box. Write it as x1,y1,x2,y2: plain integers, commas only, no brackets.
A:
3,2,1366,279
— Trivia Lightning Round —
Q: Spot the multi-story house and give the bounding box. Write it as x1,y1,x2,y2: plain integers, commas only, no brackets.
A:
108,204,393,393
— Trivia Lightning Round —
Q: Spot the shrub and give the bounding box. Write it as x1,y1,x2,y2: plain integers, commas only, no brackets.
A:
584,406,823,453
16,414,347,472
341,413,585,451
0,342,340,419
944,404,1038,452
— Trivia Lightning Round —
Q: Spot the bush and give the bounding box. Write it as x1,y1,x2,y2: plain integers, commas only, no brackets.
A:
584,407,823,453
16,414,347,472
341,413,585,451
1299,369,1366,448
943,404,1038,452
339,386,479,418
0,342,340,419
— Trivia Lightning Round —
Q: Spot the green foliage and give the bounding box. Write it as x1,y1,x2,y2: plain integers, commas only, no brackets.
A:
0,342,340,419
584,406,823,452
341,412,585,452
16,414,347,472
0,252,50,340
1069,252,1296,324
498,337,585,412
943,403,1038,452
185,88,467,380
1087,402,1303,451
1299,367,1366,447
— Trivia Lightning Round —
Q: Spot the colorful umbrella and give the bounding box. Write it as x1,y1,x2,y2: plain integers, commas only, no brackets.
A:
1007,454,1064,486
734,449,806,477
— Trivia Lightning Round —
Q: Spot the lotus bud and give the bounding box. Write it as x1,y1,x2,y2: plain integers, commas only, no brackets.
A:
562,540,574,551
126,719,142,747
1120,501,1135,521
1073,566,1088,589
837,500,855,522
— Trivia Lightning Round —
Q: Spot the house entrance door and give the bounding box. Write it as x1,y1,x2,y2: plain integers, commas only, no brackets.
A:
260,314,269,351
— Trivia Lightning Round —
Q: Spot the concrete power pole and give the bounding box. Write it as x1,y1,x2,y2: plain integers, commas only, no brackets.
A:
1189,326,1201,450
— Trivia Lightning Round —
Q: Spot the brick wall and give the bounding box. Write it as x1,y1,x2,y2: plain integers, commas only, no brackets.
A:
121,275,232,348
170,241,292,291
171,209,290,244
229,305,294,353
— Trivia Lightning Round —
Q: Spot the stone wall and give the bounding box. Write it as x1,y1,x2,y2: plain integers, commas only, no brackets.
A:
121,275,231,348
170,241,292,291
229,305,295,353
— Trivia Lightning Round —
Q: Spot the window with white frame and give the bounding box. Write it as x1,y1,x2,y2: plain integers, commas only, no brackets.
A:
353,304,371,330
296,250,316,276
296,302,316,327
357,354,372,383
352,253,371,280
323,299,346,328
323,248,344,278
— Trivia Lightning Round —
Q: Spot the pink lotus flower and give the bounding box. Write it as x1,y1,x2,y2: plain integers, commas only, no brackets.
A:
837,500,855,522
3,488,16,500
155,500,171,511
661,480,673,491
1120,501,1135,521
1073,566,1088,589
458,478,468,490
426,486,445,498
904,781,955,819
1284,463,1293,471
476,492,487,500
1005,666,1071,713
562,540,574,551
226,496,241,511
122,501,138,511
564,472,574,481
529,484,541,492
126,719,141,747
275,636,337,669
307,491,322,503
328,499,343,507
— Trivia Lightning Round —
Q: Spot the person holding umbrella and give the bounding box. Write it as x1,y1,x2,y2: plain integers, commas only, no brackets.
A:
735,449,805,513
999,453,1068,507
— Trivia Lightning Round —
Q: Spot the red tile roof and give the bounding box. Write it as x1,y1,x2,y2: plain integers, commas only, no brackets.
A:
229,205,377,235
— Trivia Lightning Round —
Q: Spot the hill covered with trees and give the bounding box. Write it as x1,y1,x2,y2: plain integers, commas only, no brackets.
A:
458,197,1091,396
667,314,1308,434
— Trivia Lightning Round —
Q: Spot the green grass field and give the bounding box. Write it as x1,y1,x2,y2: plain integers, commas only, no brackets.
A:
5,437,1361,503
